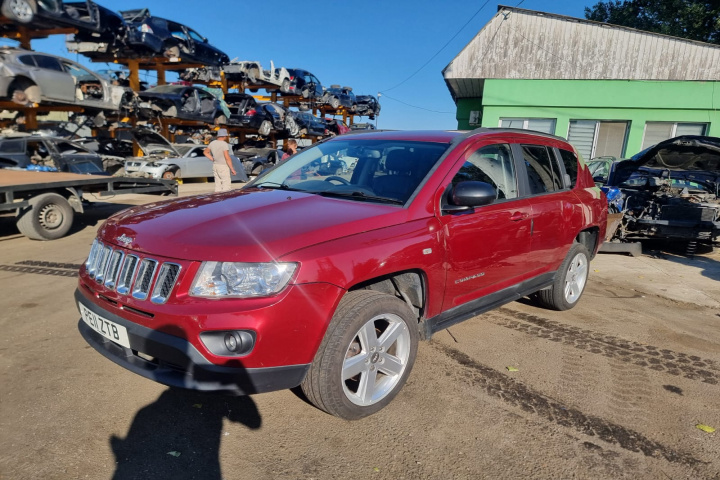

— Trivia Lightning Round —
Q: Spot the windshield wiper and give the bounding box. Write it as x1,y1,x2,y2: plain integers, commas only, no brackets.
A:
254,181,298,191
317,190,405,205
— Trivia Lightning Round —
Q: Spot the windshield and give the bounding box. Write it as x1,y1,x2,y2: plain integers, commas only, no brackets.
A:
250,139,449,204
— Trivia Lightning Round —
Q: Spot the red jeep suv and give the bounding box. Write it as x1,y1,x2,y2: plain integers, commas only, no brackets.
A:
76,129,607,419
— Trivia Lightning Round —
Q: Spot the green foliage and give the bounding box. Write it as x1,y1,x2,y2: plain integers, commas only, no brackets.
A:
585,0,720,45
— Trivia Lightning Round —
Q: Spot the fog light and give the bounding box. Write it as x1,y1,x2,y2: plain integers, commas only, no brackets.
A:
224,332,239,352
200,330,256,357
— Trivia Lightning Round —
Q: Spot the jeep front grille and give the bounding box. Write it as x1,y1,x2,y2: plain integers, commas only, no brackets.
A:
84,241,181,304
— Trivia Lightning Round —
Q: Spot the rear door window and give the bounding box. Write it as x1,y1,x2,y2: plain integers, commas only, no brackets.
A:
0,139,25,153
33,55,64,72
17,55,36,66
519,144,562,194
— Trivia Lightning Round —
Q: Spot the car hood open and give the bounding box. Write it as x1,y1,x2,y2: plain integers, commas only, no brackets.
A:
129,128,180,157
98,189,403,262
612,136,720,187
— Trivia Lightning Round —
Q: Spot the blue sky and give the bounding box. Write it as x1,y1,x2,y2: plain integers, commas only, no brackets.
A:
3,0,596,130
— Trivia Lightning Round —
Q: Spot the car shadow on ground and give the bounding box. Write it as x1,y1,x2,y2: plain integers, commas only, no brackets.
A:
643,240,720,282
108,325,262,480
111,388,261,480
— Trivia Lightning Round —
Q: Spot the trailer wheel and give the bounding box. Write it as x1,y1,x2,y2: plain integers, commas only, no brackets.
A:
16,193,74,241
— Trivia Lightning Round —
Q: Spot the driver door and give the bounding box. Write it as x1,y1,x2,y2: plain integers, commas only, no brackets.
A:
437,141,533,310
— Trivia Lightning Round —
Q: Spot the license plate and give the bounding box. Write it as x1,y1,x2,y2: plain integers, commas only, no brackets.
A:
79,303,131,348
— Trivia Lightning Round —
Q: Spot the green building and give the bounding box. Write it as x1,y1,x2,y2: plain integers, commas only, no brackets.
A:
443,5,720,160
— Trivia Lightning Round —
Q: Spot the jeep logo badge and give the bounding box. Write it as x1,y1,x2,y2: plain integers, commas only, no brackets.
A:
116,234,133,247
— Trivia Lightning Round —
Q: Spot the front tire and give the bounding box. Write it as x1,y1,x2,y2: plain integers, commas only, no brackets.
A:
301,290,419,420
534,242,590,311
16,193,74,240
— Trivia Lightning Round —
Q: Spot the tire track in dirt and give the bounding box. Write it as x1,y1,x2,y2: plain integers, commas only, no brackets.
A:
0,265,77,278
605,358,653,428
488,308,719,385
432,341,704,467
15,260,82,270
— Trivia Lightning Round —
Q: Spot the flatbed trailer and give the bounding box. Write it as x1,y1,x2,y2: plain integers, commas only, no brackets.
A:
0,171,178,240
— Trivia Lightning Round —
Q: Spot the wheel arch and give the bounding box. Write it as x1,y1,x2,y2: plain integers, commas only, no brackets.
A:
347,269,427,326
576,227,600,259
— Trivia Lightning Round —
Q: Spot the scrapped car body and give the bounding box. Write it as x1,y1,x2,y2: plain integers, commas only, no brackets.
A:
288,111,326,137
223,61,292,93
1,0,121,36
355,95,381,119
321,85,357,111
285,68,323,99
137,85,230,124
597,136,720,251
0,47,129,111
122,128,246,182
76,128,607,420
226,94,297,136
0,134,106,174
118,9,228,65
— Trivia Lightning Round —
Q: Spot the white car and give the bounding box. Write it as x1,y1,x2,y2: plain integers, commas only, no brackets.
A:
123,129,247,182
223,60,292,93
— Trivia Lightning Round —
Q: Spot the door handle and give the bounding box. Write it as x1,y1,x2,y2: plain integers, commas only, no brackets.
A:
510,212,528,221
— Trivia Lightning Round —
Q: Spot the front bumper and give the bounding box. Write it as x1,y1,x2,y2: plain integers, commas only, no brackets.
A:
76,288,309,395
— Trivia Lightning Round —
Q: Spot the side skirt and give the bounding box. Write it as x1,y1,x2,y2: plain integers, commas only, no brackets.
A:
421,272,556,339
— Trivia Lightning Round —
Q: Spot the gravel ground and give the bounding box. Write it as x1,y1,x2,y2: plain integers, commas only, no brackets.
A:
1,183,718,479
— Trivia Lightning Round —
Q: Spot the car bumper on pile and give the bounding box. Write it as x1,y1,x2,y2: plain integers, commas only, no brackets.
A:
75,288,310,395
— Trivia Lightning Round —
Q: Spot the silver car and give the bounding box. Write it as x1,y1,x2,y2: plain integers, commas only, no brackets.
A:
123,129,247,182
0,47,128,110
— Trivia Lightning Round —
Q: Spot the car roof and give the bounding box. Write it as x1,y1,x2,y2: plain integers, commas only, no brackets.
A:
335,128,572,146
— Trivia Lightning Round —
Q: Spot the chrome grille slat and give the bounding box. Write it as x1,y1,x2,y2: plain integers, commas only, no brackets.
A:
151,263,181,304
132,259,158,300
88,241,104,278
95,246,113,283
116,255,139,295
104,250,124,290
85,240,99,272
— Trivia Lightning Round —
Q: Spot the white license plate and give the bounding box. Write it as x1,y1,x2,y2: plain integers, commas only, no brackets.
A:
79,303,131,348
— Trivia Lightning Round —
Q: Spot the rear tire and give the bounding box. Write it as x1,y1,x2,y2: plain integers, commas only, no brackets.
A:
280,78,291,93
301,290,418,420
214,114,227,125
329,96,340,109
285,117,299,137
16,193,74,241
258,120,272,136
164,45,180,58
534,242,590,311
2,0,36,23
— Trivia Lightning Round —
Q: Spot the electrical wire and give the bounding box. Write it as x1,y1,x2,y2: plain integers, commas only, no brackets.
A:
379,93,454,114
381,0,492,93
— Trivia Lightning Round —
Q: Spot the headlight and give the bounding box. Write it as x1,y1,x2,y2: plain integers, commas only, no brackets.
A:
189,262,297,298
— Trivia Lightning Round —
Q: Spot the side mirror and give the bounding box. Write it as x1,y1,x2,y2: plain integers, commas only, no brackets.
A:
443,181,496,213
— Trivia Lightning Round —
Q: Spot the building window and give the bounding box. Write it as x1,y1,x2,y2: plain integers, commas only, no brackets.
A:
567,120,629,161
642,122,708,149
500,118,556,135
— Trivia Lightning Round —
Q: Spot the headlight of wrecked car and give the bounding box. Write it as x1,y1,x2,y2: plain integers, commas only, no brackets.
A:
190,262,297,298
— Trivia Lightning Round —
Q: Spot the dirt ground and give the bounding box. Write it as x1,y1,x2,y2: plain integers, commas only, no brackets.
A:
1,183,718,480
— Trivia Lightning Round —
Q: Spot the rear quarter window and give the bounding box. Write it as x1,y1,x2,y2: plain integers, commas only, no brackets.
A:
558,149,578,187
0,140,24,153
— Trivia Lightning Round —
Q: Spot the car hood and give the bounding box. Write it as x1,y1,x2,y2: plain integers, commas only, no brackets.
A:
612,136,720,187
98,189,403,262
129,128,180,157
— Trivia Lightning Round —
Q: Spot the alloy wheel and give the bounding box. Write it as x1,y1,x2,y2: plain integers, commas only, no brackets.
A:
341,313,411,406
564,253,588,304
